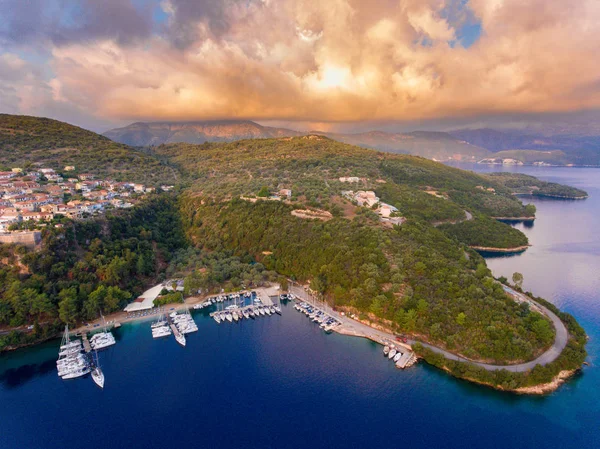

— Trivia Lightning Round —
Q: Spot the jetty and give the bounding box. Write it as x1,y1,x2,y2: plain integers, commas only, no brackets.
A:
81,333,92,353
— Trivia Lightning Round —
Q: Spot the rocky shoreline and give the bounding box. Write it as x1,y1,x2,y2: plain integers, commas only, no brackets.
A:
470,244,530,253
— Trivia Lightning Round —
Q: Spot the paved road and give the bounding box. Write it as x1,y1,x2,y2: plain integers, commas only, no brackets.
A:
291,284,568,373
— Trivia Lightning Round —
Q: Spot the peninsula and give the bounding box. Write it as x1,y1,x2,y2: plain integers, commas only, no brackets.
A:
0,114,588,394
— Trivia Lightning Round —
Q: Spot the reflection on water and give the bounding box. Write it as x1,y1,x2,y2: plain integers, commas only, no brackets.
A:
0,360,56,389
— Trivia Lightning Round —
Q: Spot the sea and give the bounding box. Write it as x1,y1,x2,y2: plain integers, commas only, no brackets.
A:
0,165,598,449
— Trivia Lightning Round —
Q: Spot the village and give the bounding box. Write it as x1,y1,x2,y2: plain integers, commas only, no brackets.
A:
0,166,174,234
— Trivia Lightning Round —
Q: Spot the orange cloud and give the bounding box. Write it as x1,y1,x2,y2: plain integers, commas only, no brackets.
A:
15,0,600,124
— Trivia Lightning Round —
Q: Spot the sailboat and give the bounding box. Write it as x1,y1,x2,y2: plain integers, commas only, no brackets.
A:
274,295,282,315
91,351,105,389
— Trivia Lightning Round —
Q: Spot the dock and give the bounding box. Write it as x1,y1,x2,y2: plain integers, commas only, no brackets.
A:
81,333,92,353
169,322,179,336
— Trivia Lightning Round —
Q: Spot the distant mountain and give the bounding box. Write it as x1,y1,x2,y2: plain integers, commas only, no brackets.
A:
105,120,600,165
450,128,600,165
103,120,301,146
0,114,179,185
319,130,491,161
105,121,490,161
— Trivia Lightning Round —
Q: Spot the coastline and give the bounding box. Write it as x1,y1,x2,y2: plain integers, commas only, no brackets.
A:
492,216,536,221
2,283,581,396
513,193,588,200
434,367,579,395
470,244,530,253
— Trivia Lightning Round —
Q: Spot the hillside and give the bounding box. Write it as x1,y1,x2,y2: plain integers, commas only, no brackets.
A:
149,136,533,220
484,173,589,199
0,114,180,185
322,130,490,161
144,136,567,364
103,120,301,146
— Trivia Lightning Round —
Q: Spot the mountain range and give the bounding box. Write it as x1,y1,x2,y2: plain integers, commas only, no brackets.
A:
104,120,490,161
104,120,600,165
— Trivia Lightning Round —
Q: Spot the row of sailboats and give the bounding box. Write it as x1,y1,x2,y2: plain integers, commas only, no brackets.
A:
212,295,281,324
56,325,105,388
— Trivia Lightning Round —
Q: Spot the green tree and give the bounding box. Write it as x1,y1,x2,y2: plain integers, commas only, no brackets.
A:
58,288,79,324
456,312,466,326
512,272,524,289
257,186,270,197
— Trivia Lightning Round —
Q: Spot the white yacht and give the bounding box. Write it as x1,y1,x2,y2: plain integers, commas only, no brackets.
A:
393,352,403,362
174,330,186,347
225,313,233,322
92,367,105,388
152,326,172,338
213,313,221,324
90,332,116,350
61,366,91,379
242,309,250,319
388,349,397,360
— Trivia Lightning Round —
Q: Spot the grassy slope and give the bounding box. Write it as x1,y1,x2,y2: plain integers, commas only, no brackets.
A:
0,114,180,185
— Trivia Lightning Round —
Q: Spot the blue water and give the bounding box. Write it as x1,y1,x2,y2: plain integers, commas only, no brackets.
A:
1,166,599,449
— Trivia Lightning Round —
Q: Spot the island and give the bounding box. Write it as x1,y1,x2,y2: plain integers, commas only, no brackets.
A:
0,114,588,394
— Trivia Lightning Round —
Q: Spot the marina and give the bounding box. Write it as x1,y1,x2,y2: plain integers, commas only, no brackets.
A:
207,289,283,324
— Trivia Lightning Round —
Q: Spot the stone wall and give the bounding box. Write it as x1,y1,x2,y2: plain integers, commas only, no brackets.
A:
0,231,42,248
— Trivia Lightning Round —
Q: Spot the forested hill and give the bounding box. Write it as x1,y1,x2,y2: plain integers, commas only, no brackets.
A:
150,136,535,220
154,136,567,365
483,173,589,199
0,114,180,185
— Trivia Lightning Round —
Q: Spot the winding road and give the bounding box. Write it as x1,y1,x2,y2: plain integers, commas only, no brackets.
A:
291,284,568,373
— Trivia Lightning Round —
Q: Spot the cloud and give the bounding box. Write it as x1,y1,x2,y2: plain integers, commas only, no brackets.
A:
1,0,600,130
0,0,154,47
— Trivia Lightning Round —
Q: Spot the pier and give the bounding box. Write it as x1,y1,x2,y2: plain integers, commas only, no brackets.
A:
81,333,92,353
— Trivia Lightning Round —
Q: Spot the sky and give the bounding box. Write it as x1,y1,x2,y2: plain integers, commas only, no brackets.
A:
1,0,600,133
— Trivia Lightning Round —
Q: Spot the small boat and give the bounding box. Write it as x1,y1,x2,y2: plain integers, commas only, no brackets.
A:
226,313,233,323
233,311,239,322
242,309,250,319
393,352,402,362
260,307,267,316
388,349,397,360
383,346,390,355
213,314,221,324
248,309,255,319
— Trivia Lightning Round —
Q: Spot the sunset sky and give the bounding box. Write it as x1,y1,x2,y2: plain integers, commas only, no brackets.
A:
1,0,599,132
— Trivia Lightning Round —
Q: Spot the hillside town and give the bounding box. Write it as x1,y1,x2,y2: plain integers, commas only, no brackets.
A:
0,166,173,232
